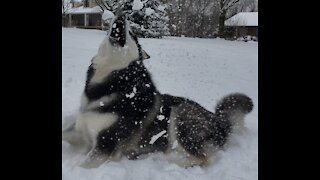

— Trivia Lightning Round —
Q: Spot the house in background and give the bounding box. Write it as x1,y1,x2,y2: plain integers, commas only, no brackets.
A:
224,12,258,40
70,0,83,8
63,0,106,30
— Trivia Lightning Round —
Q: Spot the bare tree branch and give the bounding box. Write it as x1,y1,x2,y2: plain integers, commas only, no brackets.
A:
95,0,114,12
95,0,106,11
62,0,72,16
104,1,114,12
225,0,240,10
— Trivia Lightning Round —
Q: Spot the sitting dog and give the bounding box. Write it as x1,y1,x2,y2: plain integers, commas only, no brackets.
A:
62,13,253,168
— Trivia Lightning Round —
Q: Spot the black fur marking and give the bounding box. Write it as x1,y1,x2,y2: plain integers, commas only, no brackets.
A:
127,93,233,158
173,99,216,157
85,61,155,102
137,96,174,153
215,93,254,117
84,65,112,101
211,116,232,147
85,63,94,88
161,94,184,106
89,62,159,155
109,14,127,47
96,116,139,154
129,31,144,59
123,95,178,159
174,93,253,156
138,119,169,152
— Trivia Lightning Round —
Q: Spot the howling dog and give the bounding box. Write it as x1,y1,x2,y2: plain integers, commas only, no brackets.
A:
62,13,253,168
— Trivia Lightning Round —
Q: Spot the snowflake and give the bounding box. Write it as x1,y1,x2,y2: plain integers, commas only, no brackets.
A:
157,115,165,121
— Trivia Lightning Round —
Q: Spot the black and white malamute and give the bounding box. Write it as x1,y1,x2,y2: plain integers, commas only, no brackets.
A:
62,13,253,168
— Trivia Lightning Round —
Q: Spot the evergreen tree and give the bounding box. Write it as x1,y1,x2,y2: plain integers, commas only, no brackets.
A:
130,0,170,38
97,0,170,38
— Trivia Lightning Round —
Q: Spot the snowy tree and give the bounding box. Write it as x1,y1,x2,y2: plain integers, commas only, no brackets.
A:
62,0,73,26
62,0,72,16
95,0,170,38
94,0,111,11
163,0,218,38
93,0,256,38
228,0,258,17
130,0,170,38
217,0,241,37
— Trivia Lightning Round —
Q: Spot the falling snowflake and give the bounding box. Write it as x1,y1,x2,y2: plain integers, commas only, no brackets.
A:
160,106,163,113
149,130,167,144
157,115,165,121
126,87,137,99
126,93,135,99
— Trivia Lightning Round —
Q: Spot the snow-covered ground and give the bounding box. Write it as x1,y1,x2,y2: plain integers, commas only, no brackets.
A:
62,28,258,180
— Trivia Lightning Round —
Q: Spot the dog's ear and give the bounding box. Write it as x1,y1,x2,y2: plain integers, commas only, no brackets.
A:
141,49,150,60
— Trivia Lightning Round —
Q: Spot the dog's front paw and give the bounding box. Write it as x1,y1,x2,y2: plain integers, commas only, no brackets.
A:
80,158,108,169
80,149,109,169
62,128,83,145
62,114,77,131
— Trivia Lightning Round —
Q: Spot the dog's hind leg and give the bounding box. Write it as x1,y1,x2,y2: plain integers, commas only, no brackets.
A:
124,118,170,160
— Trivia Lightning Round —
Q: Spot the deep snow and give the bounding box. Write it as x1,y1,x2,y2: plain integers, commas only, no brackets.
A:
62,27,258,180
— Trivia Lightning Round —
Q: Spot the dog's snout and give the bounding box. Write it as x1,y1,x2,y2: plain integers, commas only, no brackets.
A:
109,14,127,47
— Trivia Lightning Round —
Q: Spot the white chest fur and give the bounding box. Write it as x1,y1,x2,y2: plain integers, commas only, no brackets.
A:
75,111,118,148
90,31,139,84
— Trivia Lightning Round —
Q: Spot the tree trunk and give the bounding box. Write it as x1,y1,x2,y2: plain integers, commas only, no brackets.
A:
218,10,226,37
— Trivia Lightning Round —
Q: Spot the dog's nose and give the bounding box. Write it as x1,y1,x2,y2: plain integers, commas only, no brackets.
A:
109,13,127,47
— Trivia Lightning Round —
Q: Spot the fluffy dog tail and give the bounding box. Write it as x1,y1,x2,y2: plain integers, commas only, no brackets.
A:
215,93,254,127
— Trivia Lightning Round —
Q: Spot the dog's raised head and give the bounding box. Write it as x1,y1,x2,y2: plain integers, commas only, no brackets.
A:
90,13,149,84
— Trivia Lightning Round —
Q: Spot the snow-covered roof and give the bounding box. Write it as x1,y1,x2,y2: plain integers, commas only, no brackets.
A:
66,6,102,14
225,12,258,27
